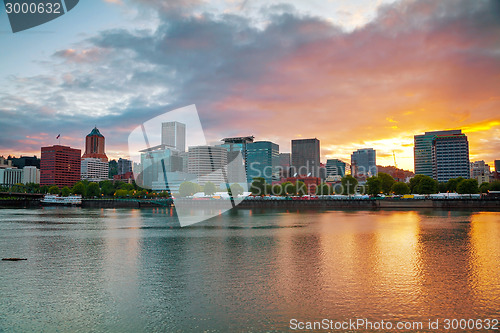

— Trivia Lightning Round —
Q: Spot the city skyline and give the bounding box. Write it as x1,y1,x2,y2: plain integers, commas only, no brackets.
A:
0,0,499,171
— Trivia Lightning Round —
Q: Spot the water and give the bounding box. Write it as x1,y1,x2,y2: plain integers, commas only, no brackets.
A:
0,208,499,332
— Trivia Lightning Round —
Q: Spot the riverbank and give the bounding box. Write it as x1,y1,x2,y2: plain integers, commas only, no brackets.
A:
1,197,499,210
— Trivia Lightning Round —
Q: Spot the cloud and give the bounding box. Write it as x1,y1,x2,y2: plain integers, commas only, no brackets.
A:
1,0,499,170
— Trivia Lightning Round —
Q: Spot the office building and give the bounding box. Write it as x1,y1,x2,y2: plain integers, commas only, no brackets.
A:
41,145,81,187
219,136,254,183
81,158,109,182
279,153,291,178
291,138,320,177
23,166,40,184
0,168,23,186
470,161,491,184
326,159,346,177
117,158,133,175
140,146,184,189
0,157,13,169
495,160,500,173
432,131,469,182
11,155,40,169
82,127,108,162
351,148,377,178
246,141,279,183
188,146,228,186
161,121,186,152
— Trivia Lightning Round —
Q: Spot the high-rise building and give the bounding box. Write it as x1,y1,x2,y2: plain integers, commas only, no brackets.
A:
188,146,228,186
0,157,13,169
495,160,500,173
22,166,40,184
326,159,346,177
0,168,23,186
246,141,279,183
415,130,459,177
82,127,108,162
40,145,81,187
161,121,186,152
351,148,377,178
279,153,291,178
431,131,469,182
219,136,254,183
117,158,133,175
81,158,109,182
140,147,184,189
291,138,320,177
470,161,491,184
11,155,40,169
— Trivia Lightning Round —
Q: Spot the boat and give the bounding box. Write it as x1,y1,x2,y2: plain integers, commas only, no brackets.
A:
41,194,82,206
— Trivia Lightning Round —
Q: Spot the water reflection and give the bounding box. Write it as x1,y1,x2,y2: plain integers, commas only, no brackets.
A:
0,208,498,331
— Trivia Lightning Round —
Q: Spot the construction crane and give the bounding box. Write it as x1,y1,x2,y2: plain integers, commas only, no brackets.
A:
393,151,398,169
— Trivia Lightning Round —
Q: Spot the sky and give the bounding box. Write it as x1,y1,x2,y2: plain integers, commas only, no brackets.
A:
0,0,499,171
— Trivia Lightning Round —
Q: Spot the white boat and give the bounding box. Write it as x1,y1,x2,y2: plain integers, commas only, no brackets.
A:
41,194,82,206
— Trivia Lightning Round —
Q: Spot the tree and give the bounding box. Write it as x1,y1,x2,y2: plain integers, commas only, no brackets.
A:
179,182,200,197
296,181,308,196
457,179,478,194
271,184,283,196
48,186,60,195
378,172,395,194
250,177,266,196
391,182,410,195
446,177,465,192
61,186,71,197
438,182,447,193
229,183,244,197
479,182,490,194
100,180,115,196
409,174,426,193
490,181,500,191
203,182,217,195
366,177,382,195
416,176,438,194
315,183,331,195
119,183,134,191
114,189,128,197
86,182,100,198
281,182,295,195
72,182,86,196
39,185,50,194
341,175,358,195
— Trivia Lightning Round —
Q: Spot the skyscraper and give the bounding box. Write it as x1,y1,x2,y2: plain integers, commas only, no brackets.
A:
432,131,469,182
291,138,320,177
161,121,186,152
188,146,228,185
279,153,291,178
219,136,254,183
246,141,279,183
40,145,81,187
81,158,109,182
351,148,377,178
82,127,108,162
326,159,346,177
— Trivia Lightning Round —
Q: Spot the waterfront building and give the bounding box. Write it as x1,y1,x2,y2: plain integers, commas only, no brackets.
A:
188,146,228,186
470,161,491,184
0,157,13,169
140,146,184,189
414,130,469,182
40,145,81,187
22,166,40,184
326,159,346,177
161,121,186,152
0,168,23,186
81,158,109,182
11,155,40,169
117,158,133,175
82,127,108,162
431,131,469,182
291,138,320,177
351,148,377,178
246,141,279,183
219,136,254,183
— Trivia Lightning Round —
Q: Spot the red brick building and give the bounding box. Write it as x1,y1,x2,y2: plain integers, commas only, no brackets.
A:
40,145,81,187
82,127,108,162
